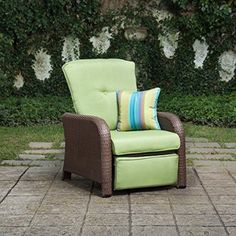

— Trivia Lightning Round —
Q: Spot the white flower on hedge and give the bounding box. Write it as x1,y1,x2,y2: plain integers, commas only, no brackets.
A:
32,48,53,81
158,32,179,59
152,9,173,23
218,50,236,82
192,37,209,69
89,27,112,54
13,72,24,89
62,36,80,62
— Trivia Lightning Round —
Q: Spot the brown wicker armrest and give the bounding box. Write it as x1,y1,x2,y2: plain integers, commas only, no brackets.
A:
157,112,186,188
62,113,112,197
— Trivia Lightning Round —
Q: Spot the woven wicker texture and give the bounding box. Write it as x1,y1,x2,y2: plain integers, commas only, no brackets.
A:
62,111,186,197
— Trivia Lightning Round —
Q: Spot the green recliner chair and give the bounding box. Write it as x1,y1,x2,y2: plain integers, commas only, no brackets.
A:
62,59,186,197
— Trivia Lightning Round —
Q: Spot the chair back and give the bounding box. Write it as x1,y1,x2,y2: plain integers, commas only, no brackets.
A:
62,59,137,129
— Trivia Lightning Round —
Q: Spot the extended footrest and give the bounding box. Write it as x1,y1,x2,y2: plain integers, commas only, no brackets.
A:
114,154,178,190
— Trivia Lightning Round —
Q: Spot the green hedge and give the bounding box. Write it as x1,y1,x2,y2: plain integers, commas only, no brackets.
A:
1,94,236,127
0,96,74,126
158,93,236,127
0,0,235,97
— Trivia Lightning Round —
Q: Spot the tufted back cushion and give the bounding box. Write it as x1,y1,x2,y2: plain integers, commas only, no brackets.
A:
62,59,137,130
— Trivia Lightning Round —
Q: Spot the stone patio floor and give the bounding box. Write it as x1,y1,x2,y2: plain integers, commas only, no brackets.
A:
0,138,236,236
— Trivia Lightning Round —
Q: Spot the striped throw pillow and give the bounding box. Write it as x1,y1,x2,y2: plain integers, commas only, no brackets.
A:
116,88,161,131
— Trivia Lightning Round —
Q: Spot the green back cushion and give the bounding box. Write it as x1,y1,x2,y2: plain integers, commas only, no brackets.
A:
117,88,161,131
62,59,137,129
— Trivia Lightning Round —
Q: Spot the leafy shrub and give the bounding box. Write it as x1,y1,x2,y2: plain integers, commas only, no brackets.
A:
159,92,236,127
1,94,236,127
0,96,74,126
0,0,235,97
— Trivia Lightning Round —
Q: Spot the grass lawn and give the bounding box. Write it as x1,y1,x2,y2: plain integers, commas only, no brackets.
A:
0,123,236,161
184,123,236,143
0,124,63,160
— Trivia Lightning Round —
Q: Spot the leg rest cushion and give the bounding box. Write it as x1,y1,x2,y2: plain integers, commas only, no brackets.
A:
114,154,178,190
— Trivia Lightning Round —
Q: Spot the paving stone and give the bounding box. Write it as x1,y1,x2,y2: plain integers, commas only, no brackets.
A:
227,227,236,236
202,154,233,159
193,160,224,167
188,147,216,154
38,194,88,214
132,226,178,236
178,226,228,236
29,142,54,149
1,160,32,166
42,194,89,205
32,213,84,226
201,179,236,187
90,195,128,205
130,187,169,195
19,154,45,160
175,214,222,226
48,179,92,196
198,173,232,180
193,160,228,173
0,227,27,236
88,203,129,214
24,149,64,154
225,143,236,148
21,166,60,181
172,204,216,215
214,148,236,154
224,162,236,173
194,142,221,148
130,195,169,204
92,188,128,198
186,137,208,142
186,172,201,187
186,143,195,148
82,225,129,236
169,195,210,205
85,213,129,226
221,215,236,226
24,226,76,236
131,204,172,214
0,195,43,215
168,187,205,195
54,153,64,160
30,160,63,167
0,166,28,180
215,205,236,215
186,154,205,159
0,214,34,226
9,180,51,196
187,167,196,174
0,180,15,195
205,186,236,196
211,196,236,205
38,201,87,214
132,214,175,226
195,166,227,174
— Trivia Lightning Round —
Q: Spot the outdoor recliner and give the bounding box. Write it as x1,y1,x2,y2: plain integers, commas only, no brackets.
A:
62,59,186,197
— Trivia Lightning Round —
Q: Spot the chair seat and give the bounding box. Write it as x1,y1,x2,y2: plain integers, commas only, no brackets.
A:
110,130,180,155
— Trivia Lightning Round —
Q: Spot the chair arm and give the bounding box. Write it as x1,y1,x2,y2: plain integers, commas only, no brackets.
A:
157,112,186,187
158,112,185,139
62,113,112,193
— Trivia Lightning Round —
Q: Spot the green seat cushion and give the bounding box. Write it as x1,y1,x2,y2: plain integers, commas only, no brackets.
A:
117,88,161,131
114,154,178,190
62,59,137,130
110,130,180,155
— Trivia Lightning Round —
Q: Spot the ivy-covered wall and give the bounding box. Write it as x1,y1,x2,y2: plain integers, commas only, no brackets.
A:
0,0,236,97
